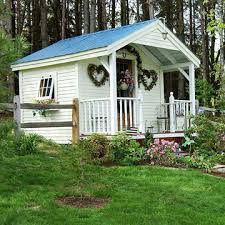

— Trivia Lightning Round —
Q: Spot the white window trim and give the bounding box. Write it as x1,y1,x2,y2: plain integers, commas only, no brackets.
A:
36,73,57,101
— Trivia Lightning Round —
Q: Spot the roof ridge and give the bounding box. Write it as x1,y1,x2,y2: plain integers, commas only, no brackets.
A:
59,19,157,43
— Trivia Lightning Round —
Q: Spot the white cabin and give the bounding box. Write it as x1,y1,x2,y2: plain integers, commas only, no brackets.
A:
12,19,200,144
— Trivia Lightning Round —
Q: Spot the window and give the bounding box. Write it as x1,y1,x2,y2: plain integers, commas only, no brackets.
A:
38,77,55,99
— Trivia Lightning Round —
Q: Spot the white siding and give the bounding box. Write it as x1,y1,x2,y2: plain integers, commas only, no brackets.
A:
138,49,162,133
134,28,178,51
78,58,110,134
78,59,110,99
20,62,78,144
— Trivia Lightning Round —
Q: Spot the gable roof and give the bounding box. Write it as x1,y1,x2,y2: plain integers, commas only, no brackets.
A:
15,20,156,64
12,19,200,71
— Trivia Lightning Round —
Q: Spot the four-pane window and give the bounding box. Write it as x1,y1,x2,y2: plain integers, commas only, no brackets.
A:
38,77,54,99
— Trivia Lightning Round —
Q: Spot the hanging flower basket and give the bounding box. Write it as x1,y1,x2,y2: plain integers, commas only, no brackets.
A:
118,70,135,92
119,82,129,91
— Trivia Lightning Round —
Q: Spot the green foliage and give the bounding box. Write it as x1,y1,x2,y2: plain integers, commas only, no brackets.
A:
143,130,153,148
178,154,214,170
0,120,16,157
0,121,45,158
196,79,214,106
186,114,225,155
110,132,130,161
78,134,110,164
0,30,28,101
182,136,195,152
122,140,145,165
15,133,43,156
110,132,144,165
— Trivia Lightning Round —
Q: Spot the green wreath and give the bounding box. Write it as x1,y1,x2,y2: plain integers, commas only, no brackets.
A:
88,64,109,87
121,45,158,91
140,69,158,91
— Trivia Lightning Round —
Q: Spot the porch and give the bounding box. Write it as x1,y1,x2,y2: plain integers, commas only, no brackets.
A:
79,42,197,137
79,91,196,137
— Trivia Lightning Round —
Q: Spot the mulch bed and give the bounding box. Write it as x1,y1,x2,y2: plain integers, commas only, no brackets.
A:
56,196,110,208
204,171,225,178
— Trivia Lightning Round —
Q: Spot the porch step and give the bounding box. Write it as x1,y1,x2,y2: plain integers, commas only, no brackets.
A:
126,127,139,136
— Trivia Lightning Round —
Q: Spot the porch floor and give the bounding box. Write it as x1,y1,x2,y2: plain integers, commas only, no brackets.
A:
80,131,185,140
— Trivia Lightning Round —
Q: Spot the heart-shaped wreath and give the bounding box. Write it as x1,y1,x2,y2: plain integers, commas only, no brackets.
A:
140,69,158,91
88,64,109,87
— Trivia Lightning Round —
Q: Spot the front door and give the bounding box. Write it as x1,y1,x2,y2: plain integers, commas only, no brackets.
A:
116,59,135,130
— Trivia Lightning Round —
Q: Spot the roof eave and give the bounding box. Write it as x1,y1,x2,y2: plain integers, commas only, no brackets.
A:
11,47,109,71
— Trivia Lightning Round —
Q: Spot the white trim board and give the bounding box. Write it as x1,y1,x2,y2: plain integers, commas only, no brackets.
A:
153,133,185,139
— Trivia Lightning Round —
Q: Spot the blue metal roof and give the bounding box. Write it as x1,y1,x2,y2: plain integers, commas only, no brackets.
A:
15,20,156,64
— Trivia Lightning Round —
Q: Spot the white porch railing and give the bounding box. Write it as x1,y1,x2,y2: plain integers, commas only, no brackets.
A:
117,97,142,131
80,93,144,135
80,98,111,134
159,92,193,133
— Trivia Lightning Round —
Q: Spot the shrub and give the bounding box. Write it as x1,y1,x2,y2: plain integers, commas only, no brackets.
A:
110,132,144,165
110,132,130,161
143,130,153,148
186,114,225,156
78,134,110,164
15,133,43,156
146,139,179,166
178,154,214,170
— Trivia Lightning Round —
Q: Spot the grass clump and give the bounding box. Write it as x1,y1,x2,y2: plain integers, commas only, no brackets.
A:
0,121,45,158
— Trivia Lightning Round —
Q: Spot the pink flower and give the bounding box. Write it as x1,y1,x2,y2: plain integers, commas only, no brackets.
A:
154,139,160,145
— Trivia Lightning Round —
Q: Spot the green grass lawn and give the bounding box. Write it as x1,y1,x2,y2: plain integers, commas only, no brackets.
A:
1,148,225,225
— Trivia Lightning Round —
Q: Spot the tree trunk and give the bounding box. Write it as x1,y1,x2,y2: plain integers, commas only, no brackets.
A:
136,0,140,22
200,3,210,81
111,0,115,28
176,0,184,42
141,0,154,20
121,0,126,25
101,0,107,29
219,0,225,88
16,0,23,35
90,0,96,32
83,0,89,34
5,0,12,35
75,0,82,36
31,0,41,52
61,0,66,39
40,0,48,47
97,0,107,30
11,0,16,38
189,0,193,50
192,0,196,53
126,0,129,24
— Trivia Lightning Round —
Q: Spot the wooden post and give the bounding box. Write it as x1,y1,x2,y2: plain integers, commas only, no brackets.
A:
72,98,80,144
13,95,21,136
169,92,175,132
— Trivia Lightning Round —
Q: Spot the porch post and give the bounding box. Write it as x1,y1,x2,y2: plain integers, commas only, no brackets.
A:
109,51,118,135
189,63,196,115
138,90,144,133
169,92,175,132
